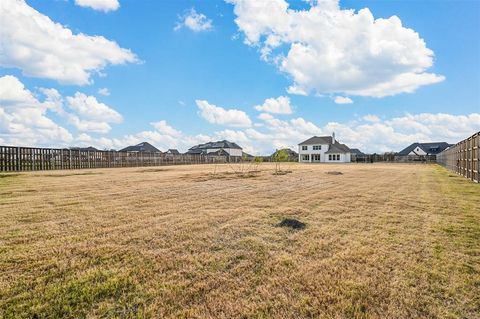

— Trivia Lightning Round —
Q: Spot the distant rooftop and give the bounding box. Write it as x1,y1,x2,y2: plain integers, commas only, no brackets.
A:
397,142,452,156
189,140,242,150
119,142,161,153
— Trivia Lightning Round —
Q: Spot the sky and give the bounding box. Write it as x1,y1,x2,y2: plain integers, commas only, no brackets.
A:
0,0,479,154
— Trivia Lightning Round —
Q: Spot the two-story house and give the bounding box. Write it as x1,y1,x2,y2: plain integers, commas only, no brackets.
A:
185,140,243,157
298,133,352,163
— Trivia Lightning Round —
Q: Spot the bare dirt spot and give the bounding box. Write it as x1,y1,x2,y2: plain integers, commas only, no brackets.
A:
0,174,20,179
278,218,306,230
194,171,262,182
272,170,293,175
327,171,343,175
137,168,168,173
41,172,103,177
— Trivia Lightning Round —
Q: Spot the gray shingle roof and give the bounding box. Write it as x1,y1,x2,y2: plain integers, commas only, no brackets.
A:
298,136,333,145
70,146,98,152
119,142,161,153
325,142,351,154
188,140,242,151
350,148,365,155
166,149,180,155
397,142,452,156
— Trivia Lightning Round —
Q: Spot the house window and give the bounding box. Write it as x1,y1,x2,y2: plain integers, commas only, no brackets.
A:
302,145,308,151
336,154,340,160
313,145,321,150
302,154,310,161
328,154,332,161
313,154,320,161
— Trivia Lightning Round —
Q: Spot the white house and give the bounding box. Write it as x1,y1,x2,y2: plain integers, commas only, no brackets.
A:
298,133,352,163
186,140,243,157
397,142,452,157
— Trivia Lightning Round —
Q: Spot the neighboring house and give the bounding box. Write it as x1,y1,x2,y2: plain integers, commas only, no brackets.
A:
70,146,98,152
119,142,161,153
350,148,366,161
185,140,243,157
242,152,255,160
165,149,181,155
271,148,298,162
397,142,452,158
298,133,352,163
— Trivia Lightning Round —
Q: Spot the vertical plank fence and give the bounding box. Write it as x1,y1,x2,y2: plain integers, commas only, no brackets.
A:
0,146,232,172
437,131,479,183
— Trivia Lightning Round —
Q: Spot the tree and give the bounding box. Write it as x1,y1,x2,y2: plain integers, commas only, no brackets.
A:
272,149,289,174
254,156,263,171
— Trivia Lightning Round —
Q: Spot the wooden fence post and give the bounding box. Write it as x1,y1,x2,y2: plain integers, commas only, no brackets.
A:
15,147,20,171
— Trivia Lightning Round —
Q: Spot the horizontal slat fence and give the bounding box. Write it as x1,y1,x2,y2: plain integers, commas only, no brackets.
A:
0,146,232,172
437,131,479,183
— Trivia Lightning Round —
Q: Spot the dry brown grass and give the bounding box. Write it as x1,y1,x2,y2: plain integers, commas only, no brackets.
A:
0,163,478,318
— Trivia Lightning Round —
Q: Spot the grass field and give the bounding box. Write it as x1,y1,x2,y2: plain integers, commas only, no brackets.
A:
0,163,479,318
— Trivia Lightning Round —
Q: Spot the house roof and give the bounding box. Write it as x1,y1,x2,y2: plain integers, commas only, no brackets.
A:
325,142,351,154
166,149,180,155
397,142,452,156
298,136,333,145
184,149,204,155
242,152,254,158
189,140,242,151
119,142,161,153
207,149,228,156
70,146,98,152
350,148,365,155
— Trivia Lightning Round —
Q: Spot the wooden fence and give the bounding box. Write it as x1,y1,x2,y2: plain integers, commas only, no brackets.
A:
0,146,231,172
437,131,480,183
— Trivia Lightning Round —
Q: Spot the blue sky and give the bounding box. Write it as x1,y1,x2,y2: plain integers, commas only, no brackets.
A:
0,0,479,154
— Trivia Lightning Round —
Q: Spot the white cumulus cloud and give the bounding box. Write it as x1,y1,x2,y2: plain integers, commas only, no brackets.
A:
362,114,380,122
254,96,293,114
66,93,122,124
0,0,138,85
74,0,120,12
196,99,252,127
175,8,213,32
227,0,445,98
0,75,73,146
334,96,353,104
98,88,110,96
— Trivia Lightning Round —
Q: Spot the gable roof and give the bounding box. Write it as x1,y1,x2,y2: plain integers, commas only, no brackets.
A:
184,148,204,155
166,149,180,155
207,149,229,156
397,142,452,156
119,142,161,153
325,142,351,154
350,148,365,155
189,140,242,151
298,136,333,145
242,152,254,159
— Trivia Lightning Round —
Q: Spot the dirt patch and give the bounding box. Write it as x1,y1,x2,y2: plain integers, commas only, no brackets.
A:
327,171,343,175
194,171,261,182
278,218,306,230
272,170,293,176
41,172,103,177
0,174,20,179
138,168,168,173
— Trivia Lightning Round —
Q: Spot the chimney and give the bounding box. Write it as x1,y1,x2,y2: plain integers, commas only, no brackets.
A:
332,132,336,144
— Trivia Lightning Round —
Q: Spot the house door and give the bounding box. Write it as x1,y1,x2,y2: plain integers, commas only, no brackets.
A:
312,154,321,162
